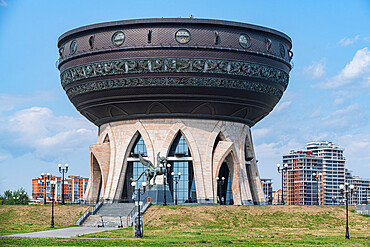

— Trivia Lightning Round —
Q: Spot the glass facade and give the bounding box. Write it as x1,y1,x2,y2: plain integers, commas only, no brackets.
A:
168,133,197,203
217,162,234,205
122,135,148,202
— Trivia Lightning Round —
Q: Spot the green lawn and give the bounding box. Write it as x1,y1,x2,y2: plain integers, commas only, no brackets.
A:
1,205,369,246
0,204,90,236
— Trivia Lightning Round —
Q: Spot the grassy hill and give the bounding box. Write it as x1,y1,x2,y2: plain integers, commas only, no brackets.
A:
1,204,369,246
0,204,90,235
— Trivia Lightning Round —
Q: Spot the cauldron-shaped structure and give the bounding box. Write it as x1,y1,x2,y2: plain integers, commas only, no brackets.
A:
58,18,292,205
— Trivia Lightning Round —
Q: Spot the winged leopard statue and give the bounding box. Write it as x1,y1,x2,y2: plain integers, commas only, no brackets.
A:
130,152,168,189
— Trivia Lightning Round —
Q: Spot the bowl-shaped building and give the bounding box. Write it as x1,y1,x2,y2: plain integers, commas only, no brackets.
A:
58,18,292,205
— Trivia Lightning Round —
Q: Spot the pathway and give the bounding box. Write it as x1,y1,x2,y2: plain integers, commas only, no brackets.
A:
1,227,117,239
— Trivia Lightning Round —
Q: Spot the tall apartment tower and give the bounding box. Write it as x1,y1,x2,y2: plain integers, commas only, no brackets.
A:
306,141,345,205
346,169,370,205
282,151,323,205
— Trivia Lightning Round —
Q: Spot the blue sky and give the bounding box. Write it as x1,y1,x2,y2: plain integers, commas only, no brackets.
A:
0,0,369,195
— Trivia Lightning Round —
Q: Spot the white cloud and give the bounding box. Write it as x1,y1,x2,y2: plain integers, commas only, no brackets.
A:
0,154,9,162
318,47,370,89
273,101,292,113
310,107,322,118
0,106,96,161
0,0,7,7
320,104,365,130
303,61,326,80
0,92,56,114
252,128,271,139
336,134,370,177
338,35,360,47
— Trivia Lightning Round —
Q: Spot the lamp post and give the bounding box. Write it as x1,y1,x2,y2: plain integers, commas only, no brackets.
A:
162,163,171,206
41,173,50,204
58,164,68,204
312,172,319,205
340,183,355,240
171,172,181,205
277,163,288,205
216,176,225,205
50,180,56,228
131,181,147,238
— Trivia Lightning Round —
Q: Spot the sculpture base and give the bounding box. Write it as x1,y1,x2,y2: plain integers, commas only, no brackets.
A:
142,184,173,205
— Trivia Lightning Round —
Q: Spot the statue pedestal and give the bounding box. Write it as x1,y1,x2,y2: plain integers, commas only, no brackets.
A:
142,184,173,205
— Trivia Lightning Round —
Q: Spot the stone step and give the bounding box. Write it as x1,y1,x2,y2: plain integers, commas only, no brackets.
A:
82,215,129,228
96,203,136,217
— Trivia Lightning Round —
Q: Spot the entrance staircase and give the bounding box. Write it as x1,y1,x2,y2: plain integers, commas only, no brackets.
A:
82,203,136,228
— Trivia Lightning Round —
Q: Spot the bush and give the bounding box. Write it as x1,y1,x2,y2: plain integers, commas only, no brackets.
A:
0,188,30,205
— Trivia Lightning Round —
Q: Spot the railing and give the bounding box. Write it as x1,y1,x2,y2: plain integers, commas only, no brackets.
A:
75,199,104,226
128,202,152,226
76,206,92,226
127,205,138,226
91,200,104,215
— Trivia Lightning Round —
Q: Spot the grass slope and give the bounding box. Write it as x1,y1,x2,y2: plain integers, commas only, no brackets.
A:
1,205,369,246
0,204,90,235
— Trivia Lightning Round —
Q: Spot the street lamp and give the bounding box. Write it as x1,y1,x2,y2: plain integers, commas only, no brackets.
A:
340,183,355,240
58,163,69,204
50,180,57,228
312,172,319,205
216,176,225,205
162,163,171,206
131,181,147,237
41,173,50,204
171,172,181,205
277,163,288,205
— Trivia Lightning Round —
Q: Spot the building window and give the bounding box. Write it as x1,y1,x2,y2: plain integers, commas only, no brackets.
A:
121,134,148,202
168,132,196,203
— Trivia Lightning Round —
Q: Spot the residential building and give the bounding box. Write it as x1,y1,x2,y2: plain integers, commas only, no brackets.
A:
282,150,323,205
346,169,370,205
32,174,88,204
272,190,282,205
261,179,273,204
306,141,345,205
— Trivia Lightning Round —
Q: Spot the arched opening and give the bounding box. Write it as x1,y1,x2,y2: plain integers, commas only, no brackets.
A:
121,134,148,202
217,162,234,205
212,132,226,153
167,132,196,203
91,154,103,203
103,134,110,143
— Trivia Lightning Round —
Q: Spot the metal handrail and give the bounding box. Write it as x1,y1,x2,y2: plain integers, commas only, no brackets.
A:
128,202,151,226
76,199,104,226
91,200,104,215
127,204,137,226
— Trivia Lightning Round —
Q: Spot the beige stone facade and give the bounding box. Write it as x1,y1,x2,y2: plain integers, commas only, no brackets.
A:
84,119,266,205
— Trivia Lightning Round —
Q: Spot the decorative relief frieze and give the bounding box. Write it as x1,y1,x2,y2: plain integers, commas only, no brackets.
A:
65,77,283,99
60,58,289,89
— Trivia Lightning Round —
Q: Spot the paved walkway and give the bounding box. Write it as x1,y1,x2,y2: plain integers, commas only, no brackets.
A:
2,227,117,238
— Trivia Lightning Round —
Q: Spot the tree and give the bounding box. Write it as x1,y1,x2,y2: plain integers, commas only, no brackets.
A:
1,188,29,205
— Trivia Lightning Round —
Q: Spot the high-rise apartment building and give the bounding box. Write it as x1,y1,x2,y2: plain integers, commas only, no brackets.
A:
346,169,370,205
306,142,345,205
281,141,369,205
282,150,323,205
32,174,88,204
261,179,273,204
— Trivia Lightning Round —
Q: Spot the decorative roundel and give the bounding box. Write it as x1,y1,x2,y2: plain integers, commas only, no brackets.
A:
239,34,251,49
112,31,125,46
175,29,191,44
280,43,285,58
70,40,77,55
